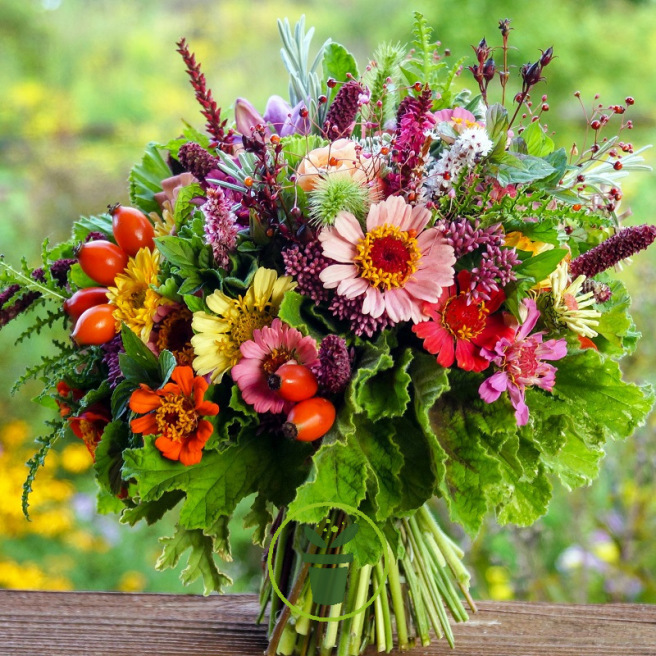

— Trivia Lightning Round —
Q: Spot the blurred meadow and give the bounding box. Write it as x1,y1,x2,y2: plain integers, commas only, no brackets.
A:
0,0,655,601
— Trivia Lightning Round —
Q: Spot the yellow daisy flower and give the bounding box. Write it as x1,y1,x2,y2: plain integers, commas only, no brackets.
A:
504,231,554,256
191,267,295,382
149,201,176,238
107,247,166,341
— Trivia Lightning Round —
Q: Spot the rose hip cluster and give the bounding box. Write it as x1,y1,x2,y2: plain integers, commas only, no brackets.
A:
267,363,336,442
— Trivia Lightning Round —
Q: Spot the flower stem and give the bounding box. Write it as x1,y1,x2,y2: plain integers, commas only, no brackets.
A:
337,568,359,656
268,518,292,637
374,561,393,652
400,541,430,647
320,602,343,656
348,564,372,655
385,544,409,650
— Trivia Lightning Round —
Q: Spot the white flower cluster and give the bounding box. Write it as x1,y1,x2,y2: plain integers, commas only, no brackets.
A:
424,127,494,198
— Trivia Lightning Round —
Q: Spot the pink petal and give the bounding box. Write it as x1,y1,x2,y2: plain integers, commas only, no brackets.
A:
320,233,357,263
517,298,540,340
361,286,386,318
333,212,364,244
337,276,370,298
407,204,432,233
479,371,508,403
404,276,441,303
320,264,358,289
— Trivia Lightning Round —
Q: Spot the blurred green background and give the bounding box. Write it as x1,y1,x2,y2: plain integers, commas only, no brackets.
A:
1,0,655,602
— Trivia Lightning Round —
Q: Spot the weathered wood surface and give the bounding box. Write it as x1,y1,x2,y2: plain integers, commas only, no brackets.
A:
0,590,654,656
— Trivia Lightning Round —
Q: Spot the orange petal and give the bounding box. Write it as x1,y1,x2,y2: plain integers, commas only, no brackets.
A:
129,387,161,413
171,366,194,396
179,444,203,466
155,436,183,461
195,400,219,417
159,382,181,396
194,419,214,445
131,413,158,435
192,376,209,406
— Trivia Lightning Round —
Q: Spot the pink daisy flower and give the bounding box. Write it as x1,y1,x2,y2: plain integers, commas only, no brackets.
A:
318,196,456,324
231,318,319,414
478,298,568,426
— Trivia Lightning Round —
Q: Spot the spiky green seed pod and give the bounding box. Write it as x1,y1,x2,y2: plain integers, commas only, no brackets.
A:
308,174,371,227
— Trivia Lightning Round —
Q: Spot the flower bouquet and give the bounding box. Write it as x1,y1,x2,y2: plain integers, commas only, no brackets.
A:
2,13,654,655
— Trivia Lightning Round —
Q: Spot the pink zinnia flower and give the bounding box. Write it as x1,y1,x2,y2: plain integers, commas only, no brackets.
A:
231,318,319,413
478,298,567,426
413,270,514,372
318,196,456,324
433,107,479,128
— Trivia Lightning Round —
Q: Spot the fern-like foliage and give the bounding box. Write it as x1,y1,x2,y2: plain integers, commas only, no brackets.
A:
399,12,466,108
15,306,66,345
22,418,67,518
363,42,406,127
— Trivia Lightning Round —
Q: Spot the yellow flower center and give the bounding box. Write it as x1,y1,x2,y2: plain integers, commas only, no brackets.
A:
262,348,293,375
354,224,421,290
442,293,488,340
155,394,198,442
230,305,275,347
129,285,148,309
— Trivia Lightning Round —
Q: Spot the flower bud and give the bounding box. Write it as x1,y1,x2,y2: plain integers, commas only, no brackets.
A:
263,95,292,135
540,47,554,67
234,97,270,138
483,58,496,82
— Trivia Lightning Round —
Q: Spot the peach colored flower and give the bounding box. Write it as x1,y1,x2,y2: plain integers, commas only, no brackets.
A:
296,139,381,193
319,196,456,324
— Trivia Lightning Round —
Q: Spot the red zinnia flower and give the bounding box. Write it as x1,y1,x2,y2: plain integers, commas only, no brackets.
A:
68,403,111,459
129,366,219,466
413,270,514,372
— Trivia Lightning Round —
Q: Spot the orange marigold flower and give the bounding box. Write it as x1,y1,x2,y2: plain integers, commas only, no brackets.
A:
68,404,111,460
129,366,219,466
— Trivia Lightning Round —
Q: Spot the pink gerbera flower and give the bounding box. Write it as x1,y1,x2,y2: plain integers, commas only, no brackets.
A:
318,196,456,324
478,298,568,426
231,318,319,413
413,270,515,372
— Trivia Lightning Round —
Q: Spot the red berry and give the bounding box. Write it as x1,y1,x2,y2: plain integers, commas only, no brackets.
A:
590,120,601,130
282,397,336,442
626,96,635,105
613,161,623,170
268,364,318,402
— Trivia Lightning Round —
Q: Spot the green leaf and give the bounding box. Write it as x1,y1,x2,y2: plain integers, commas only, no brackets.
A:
243,494,273,547
121,324,158,371
281,134,329,169
155,236,198,269
94,420,131,498
495,152,556,186
322,43,359,102
129,143,172,214
537,148,569,189
553,349,654,441
354,418,404,521
156,524,232,595
158,350,177,384
287,437,368,525
594,279,639,356
496,462,553,526
520,121,555,157
486,104,510,158
409,351,450,486
173,183,204,227
515,248,568,281
277,290,329,342
183,294,207,313
356,346,414,420
72,214,114,243
120,491,185,526
68,263,98,290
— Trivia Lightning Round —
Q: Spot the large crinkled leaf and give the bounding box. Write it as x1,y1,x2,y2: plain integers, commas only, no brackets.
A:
594,279,640,357
120,491,185,526
94,420,131,501
409,351,450,485
356,346,414,420
496,463,553,526
391,414,438,515
553,349,654,440
243,494,273,547
156,524,231,595
354,417,404,521
287,437,368,525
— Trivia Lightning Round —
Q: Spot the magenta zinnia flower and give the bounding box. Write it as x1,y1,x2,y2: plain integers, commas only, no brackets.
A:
231,318,319,413
478,298,567,426
319,196,456,324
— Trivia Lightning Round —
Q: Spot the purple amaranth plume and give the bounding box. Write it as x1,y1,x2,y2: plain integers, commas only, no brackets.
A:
176,38,234,153
178,142,220,181
311,335,352,395
329,294,393,338
201,187,239,270
102,335,124,389
470,245,520,302
570,225,656,279
282,243,331,303
323,81,364,141
437,217,504,258
50,258,76,288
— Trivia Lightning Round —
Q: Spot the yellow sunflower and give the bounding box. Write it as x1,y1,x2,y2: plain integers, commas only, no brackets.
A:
191,267,295,382
107,247,166,341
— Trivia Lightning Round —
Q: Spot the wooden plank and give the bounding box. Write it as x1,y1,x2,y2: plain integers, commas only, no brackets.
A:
0,590,654,655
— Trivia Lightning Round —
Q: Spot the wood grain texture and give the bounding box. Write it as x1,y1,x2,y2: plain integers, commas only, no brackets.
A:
0,590,654,656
